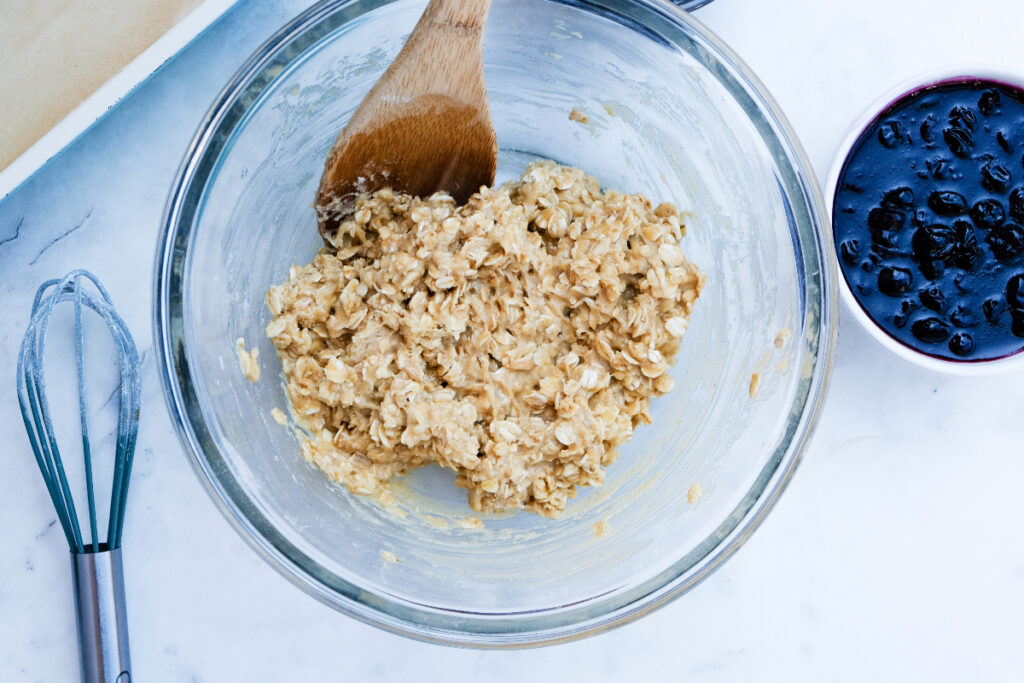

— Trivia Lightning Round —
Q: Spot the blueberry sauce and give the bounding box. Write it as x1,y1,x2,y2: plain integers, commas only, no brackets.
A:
834,78,1024,361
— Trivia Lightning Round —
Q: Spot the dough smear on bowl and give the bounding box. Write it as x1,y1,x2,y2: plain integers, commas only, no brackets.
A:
265,161,704,516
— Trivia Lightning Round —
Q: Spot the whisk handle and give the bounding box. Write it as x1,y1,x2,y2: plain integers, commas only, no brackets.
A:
71,548,132,683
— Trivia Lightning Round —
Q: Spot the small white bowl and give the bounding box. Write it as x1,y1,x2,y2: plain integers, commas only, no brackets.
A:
826,65,1024,376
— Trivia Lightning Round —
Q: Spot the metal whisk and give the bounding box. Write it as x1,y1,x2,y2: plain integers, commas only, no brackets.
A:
17,270,141,683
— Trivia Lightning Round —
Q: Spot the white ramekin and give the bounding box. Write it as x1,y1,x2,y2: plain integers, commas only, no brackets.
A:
826,65,1024,376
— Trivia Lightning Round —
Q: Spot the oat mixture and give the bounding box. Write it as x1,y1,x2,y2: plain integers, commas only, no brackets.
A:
265,161,704,516
235,338,260,382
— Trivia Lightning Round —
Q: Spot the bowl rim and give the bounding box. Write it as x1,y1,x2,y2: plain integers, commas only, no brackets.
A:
154,0,838,647
825,65,1024,376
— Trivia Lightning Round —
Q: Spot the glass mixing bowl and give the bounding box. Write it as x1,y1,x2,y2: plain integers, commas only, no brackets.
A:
155,0,836,646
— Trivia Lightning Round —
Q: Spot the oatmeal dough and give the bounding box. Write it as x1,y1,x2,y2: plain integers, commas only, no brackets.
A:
266,162,704,516
235,338,261,382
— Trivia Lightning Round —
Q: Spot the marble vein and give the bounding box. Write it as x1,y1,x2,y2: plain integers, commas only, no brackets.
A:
29,209,93,265
0,216,24,252
34,520,57,540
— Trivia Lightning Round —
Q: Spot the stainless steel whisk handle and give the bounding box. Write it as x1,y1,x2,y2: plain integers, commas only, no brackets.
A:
71,548,132,683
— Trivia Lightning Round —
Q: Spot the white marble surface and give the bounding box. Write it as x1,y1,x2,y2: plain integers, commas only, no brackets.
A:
3,0,1024,680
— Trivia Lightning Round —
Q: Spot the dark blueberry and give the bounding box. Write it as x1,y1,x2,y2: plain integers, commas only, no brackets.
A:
928,190,968,216
920,259,947,281
1013,312,1024,338
978,88,1002,116
998,131,1012,153
878,121,906,148
986,223,1024,260
882,186,915,209
943,126,973,156
920,116,937,144
867,208,905,244
952,220,982,269
911,317,952,344
919,286,946,313
982,162,1012,194
970,199,1005,229
839,239,860,266
1006,274,1024,308
893,299,916,329
983,297,1005,323
912,223,956,261
870,241,902,260
860,260,874,273
868,207,906,231
949,105,977,131
927,157,952,180
951,304,977,327
1009,187,1024,222
878,266,914,297
948,332,975,356
871,233,897,250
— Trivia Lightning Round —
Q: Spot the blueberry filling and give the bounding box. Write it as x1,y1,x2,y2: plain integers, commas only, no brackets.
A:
834,79,1024,361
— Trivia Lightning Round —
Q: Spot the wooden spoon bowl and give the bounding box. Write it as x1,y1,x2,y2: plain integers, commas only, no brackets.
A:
316,0,497,239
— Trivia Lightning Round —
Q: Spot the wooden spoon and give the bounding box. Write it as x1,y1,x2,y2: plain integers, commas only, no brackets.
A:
316,0,497,239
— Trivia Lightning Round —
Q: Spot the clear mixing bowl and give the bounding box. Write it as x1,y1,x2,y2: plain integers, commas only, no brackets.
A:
155,0,836,646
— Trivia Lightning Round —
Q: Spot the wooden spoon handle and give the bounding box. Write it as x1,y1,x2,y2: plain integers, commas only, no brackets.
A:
419,0,492,32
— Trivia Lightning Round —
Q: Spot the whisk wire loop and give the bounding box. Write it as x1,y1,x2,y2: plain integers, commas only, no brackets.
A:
16,270,141,554
74,282,100,552
20,335,83,551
